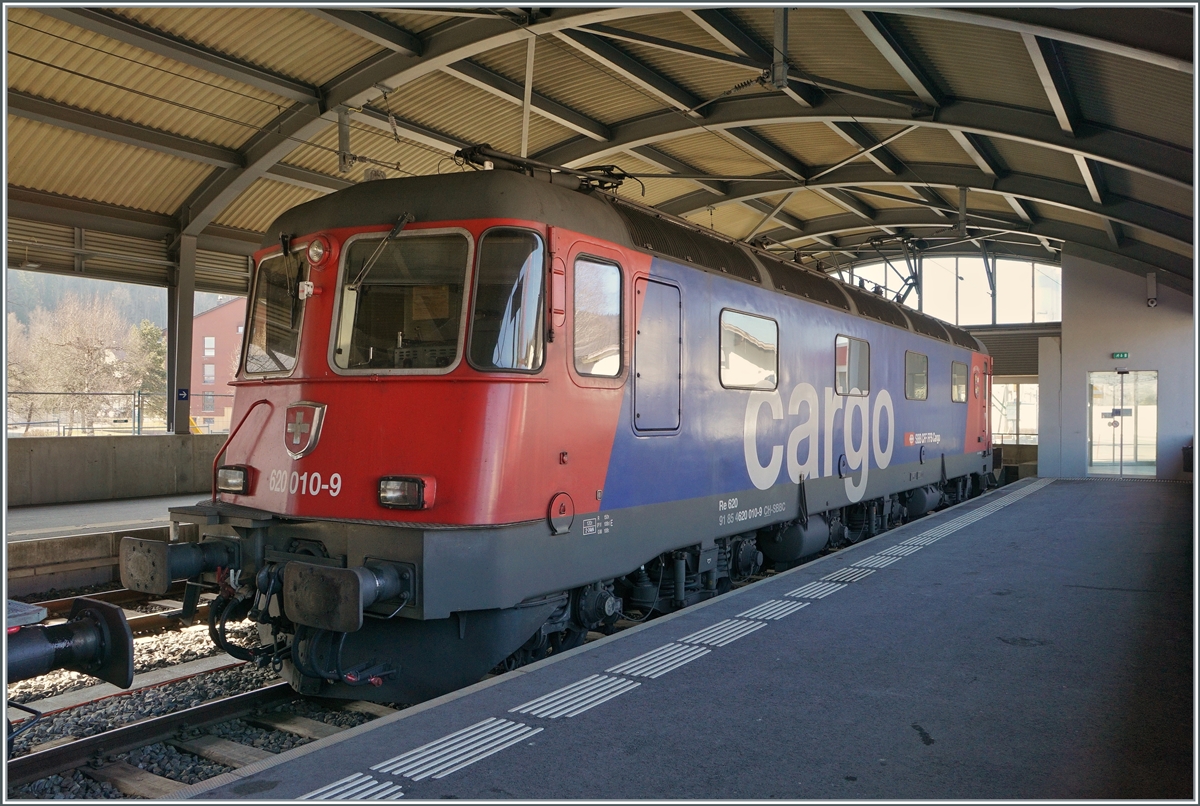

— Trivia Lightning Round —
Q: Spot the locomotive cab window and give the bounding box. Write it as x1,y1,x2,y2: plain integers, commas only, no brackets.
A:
720,310,777,390
905,351,928,400
245,250,308,375
835,335,870,396
574,257,622,377
469,229,546,372
951,361,968,402
333,233,469,371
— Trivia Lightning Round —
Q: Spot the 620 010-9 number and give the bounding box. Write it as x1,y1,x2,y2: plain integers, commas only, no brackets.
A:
268,470,341,496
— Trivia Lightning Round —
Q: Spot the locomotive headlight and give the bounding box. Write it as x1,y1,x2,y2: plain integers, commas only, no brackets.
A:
379,476,436,509
305,235,337,269
216,465,250,494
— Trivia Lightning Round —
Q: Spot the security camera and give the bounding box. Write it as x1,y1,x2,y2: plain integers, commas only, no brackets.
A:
1146,272,1157,308
1147,297,1158,308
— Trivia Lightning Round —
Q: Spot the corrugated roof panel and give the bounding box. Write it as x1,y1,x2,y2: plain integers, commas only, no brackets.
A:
7,218,77,274
870,127,976,167
196,249,251,295
382,71,573,158
214,178,325,233
1103,167,1192,217
986,138,1081,184
371,10,458,35
683,203,763,242
881,15,1053,111
727,8,913,94
1060,43,1193,150
746,123,858,169
112,7,381,87
473,37,663,126
655,131,774,177
1119,226,1193,260
8,9,287,150
8,116,213,214
968,191,1027,215
614,28,763,102
782,190,847,220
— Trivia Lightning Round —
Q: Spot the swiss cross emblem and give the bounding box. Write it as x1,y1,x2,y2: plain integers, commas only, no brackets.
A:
284,401,326,459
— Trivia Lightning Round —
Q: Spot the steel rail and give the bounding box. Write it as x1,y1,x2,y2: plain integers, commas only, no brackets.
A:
6,682,294,788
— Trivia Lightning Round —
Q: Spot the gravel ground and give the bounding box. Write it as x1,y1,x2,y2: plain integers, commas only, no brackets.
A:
8,664,280,757
120,742,233,785
11,582,125,603
7,770,122,800
7,623,260,705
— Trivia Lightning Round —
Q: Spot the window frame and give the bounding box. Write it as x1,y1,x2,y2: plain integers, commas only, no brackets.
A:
904,350,928,401
466,226,548,375
951,360,968,403
325,226,475,377
572,254,624,379
834,333,870,397
718,308,779,391
203,336,216,357
202,363,216,385
241,245,310,379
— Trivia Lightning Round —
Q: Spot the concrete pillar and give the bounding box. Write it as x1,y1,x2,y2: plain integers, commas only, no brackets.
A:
1037,336,1062,477
170,235,197,435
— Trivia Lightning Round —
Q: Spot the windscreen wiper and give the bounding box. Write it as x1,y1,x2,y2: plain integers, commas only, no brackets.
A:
348,213,414,291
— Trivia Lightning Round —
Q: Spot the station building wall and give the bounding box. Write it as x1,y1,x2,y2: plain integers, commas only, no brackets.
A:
1038,251,1194,479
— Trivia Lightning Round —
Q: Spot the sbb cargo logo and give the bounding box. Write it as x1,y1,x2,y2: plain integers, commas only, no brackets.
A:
904,432,941,446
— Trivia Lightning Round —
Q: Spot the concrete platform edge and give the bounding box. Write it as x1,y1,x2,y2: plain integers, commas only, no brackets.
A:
170,480,1028,800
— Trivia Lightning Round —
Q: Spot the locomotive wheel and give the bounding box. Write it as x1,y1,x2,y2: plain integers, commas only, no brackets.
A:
550,626,587,654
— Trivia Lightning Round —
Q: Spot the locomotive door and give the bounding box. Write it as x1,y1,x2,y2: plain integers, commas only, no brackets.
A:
633,278,681,432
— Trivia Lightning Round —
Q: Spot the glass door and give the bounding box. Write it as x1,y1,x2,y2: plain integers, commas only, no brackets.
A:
1087,370,1157,476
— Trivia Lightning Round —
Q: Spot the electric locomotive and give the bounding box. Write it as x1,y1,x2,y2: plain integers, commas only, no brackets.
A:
120,149,993,704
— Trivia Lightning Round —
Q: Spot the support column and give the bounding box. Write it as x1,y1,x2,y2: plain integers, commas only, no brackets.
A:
170,235,197,435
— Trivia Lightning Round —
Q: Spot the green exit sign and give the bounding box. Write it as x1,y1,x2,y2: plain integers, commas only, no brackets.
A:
1112,352,1129,359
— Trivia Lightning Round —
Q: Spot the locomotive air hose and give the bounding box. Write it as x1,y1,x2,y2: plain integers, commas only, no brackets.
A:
208,595,256,662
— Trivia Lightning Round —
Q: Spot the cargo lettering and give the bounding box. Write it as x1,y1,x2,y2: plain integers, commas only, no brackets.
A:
743,384,894,502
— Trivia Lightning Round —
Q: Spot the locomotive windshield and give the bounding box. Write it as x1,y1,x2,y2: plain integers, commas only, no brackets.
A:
245,251,307,375
333,233,469,371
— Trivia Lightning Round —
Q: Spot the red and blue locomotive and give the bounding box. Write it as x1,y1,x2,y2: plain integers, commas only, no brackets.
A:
120,151,993,703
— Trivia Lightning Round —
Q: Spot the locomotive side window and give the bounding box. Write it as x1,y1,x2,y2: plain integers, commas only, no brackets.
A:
720,310,777,390
333,234,469,371
245,251,307,375
951,361,968,402
469,229,546,372
905,351,928,400
574,258,622,377
834,335,870,396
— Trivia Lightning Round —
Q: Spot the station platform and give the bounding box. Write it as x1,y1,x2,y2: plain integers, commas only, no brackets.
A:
181,478,1193,800
5,494,201,542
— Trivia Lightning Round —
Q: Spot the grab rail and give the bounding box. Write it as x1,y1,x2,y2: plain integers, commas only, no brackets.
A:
211,398,273,503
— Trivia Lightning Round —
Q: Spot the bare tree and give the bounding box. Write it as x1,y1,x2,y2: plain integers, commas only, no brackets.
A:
7,313,43,433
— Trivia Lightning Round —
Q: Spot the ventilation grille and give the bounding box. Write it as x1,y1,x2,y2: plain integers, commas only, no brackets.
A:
758,254,850,310
970,331,1042,375
904,308,952,342
7,219,75,273
841,284,911,329
611,202,760,283
942,322,982,351
197,250,251,295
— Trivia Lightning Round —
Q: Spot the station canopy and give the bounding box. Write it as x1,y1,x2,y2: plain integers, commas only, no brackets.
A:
5,7,1193,296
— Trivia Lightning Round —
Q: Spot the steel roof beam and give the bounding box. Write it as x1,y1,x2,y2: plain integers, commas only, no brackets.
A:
1024,35,1081,137
718,127,808,180
442,60,611,140
306,9,422,56
534,94,1190,190
177,103,332,237
883,8,1192,74
827,121,905,175
755,210,1192,286
912,186,950,217
38,9,321,105
949,130,1005,178
683,9,772,64
7,91,354,194
1074,155,1108,204
845,11,945,107
814,187,876,221
554,29,703,116
353,107,467,154
653,164,1191,249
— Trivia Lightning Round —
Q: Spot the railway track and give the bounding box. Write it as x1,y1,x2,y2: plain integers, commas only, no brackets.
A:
31,584,215,637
